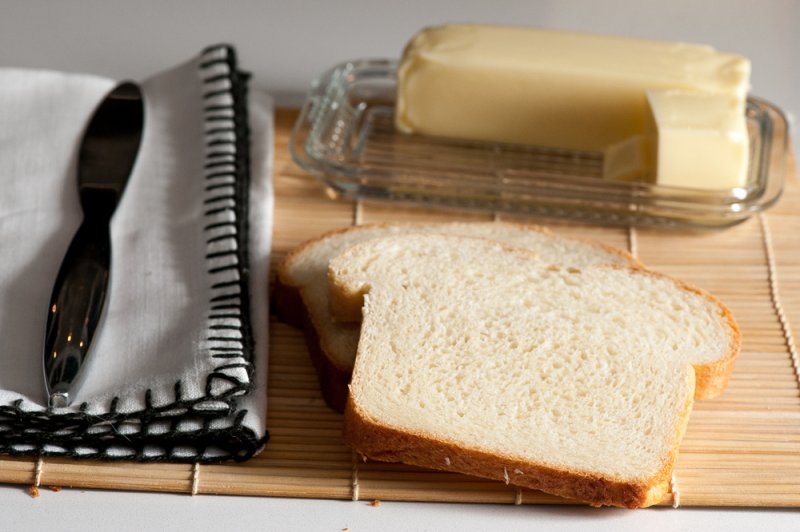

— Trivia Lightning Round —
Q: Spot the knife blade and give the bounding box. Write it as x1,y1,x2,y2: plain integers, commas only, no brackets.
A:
44,82,144,408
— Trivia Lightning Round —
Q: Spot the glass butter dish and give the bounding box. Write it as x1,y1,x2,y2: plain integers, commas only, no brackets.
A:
290,59,788,229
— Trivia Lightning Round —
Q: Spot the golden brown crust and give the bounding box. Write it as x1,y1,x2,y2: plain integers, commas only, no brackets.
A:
693,356,737,400
344,389,694,509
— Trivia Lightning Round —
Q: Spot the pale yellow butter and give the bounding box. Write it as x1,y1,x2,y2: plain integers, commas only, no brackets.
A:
645,90,749,189
396,24,750,153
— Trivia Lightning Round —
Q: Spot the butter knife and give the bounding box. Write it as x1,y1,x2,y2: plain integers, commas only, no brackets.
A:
44,82,144,408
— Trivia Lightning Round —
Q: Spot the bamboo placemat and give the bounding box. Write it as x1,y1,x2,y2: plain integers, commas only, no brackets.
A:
1,109,798,507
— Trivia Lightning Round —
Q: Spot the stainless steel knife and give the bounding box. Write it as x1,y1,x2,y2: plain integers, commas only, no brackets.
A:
44,82,144,408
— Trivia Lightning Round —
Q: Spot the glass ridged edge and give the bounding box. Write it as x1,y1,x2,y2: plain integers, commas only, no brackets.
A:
290,59,788,229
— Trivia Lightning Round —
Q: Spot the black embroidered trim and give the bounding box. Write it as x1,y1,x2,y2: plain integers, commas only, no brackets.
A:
199,42,256,391
0,423,269,464
0,44,267,463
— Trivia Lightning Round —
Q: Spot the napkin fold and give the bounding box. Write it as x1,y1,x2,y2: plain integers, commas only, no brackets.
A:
0,45,272,462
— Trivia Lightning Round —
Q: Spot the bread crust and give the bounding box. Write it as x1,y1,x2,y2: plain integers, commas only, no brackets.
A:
344,383,695,509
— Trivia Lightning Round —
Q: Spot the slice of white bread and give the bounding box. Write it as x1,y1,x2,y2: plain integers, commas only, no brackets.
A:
328,234,740,508
274,222,639,411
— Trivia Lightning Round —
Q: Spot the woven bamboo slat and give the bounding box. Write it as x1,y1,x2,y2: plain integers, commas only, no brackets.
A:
0,109,797,508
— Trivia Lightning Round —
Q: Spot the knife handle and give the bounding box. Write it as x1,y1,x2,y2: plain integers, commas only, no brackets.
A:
44,219,110,408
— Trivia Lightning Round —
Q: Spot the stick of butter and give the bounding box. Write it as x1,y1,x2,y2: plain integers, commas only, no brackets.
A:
396,24,750,154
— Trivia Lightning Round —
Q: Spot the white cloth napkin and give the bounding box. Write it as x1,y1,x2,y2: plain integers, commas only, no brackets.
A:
0,45,272,461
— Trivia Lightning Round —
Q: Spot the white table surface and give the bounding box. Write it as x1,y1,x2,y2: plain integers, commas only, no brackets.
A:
3,483,799,532
1,1,798,530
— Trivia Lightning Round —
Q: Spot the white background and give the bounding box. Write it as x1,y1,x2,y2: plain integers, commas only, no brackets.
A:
1,1,798,530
